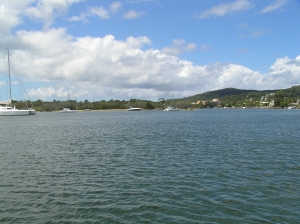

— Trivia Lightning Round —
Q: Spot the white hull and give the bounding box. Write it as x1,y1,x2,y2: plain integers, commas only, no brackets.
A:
59,108,76,113
128,107,141,111
0,107,29,116
29,109,36,115
164,106,180,111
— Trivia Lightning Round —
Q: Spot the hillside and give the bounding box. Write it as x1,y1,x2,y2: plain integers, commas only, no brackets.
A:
181,88,275,101
170,86,300,108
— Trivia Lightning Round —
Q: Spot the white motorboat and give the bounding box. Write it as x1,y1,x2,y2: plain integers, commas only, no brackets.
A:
163,92,180,111
128,106,141,111
59,107,76,113
287,106,296,109
0,49,34,116
163,106,180,111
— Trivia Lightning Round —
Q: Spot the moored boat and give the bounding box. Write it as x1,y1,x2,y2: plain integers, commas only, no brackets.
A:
0,103,29,116
59,107,76,113
163,106,180,111
128,106,141,111
0,49,33,116
59,90,76,113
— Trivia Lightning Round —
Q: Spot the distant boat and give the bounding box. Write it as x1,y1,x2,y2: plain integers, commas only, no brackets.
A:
0,49,35,116
59,107,76,113
287,106,296,109
128,106,141,111
59,90,76,113
163,106,180,111
84,109,91,111
164,92,180,111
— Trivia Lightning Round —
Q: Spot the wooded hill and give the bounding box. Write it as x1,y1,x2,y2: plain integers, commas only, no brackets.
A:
11,85,300,111
170,85,300,109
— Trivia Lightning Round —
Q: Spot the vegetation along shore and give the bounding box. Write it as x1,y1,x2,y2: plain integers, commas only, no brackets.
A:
11,85,300,112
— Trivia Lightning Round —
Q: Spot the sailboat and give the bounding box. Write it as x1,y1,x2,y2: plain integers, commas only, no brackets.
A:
164,93,180,111
0,49,33,116
59,90,76,113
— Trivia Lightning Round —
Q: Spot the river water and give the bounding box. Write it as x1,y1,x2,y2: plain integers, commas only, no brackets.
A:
0,109,299,223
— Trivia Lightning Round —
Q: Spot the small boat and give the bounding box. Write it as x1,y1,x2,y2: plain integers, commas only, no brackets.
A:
163,92,180,111
163,106,180,111
287,106,296,109
128,106,141,111
59,90,76,113
59,107,76,113
84,109,91,111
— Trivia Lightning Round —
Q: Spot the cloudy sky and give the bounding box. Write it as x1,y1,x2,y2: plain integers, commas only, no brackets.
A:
0,0,299,102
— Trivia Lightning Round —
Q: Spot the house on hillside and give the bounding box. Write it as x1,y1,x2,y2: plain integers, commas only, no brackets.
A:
211,98,221,107
191,101,206,105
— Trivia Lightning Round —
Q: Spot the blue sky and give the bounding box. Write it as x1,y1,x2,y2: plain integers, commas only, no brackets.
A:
0,0,300,102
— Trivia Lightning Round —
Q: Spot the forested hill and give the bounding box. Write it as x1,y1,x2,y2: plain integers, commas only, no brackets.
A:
180,88,277,102
172,86,300,108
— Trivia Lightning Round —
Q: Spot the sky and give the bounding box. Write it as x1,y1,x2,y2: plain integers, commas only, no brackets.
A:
0,0,300,102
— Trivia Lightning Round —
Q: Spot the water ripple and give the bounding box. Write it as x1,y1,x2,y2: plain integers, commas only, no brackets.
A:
0,110,299,223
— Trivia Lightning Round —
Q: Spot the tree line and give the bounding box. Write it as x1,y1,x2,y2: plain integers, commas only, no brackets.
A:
11,85,300,111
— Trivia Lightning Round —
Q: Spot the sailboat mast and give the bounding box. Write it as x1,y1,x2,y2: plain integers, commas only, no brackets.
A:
7,49,12,103
67,89,69,107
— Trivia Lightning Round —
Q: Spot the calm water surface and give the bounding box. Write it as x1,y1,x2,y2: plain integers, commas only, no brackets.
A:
0,109,299,223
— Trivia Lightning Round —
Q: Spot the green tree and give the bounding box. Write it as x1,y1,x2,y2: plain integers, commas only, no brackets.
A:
145,101,154,109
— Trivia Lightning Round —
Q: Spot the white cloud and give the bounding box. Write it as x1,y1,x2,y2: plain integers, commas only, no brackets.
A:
0,0,35,34
110,1,122,14
24,0,83,30
161,39,196,55
122,10,145,19
3,26,299,101
68,6,110,23
196,0,253,19
89,6,110,19
259,0,289,14
69,13,89,23
269,56,300,84
68,1,123,22
200,44,212,52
